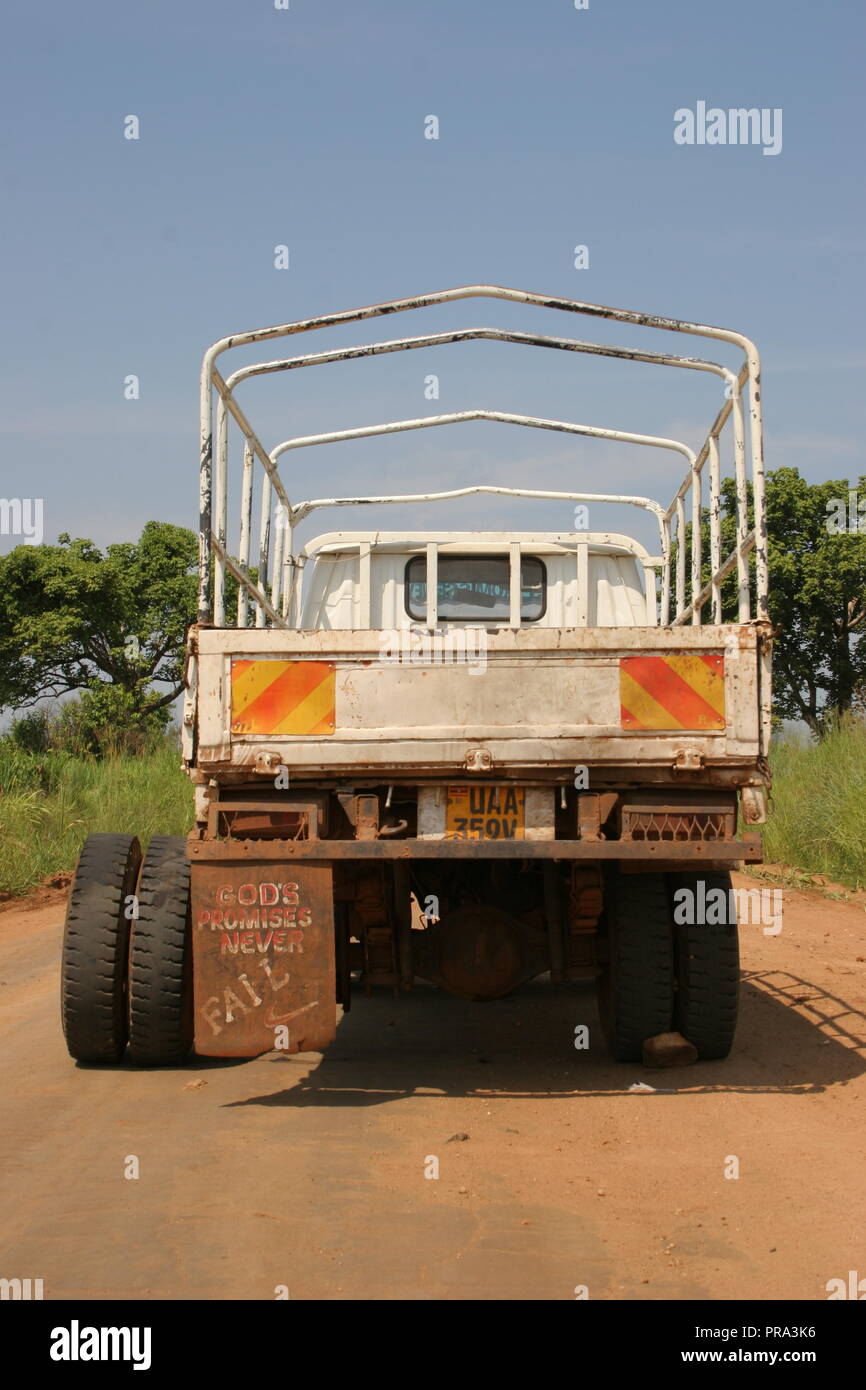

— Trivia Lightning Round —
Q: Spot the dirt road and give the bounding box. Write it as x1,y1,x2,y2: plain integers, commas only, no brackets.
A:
0,873,864,1301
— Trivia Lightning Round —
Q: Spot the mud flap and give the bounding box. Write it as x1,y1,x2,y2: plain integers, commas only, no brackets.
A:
191,861,336,1057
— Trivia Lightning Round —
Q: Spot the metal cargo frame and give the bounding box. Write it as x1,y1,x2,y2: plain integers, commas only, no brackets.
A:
195,285,768,630
187,286,771,766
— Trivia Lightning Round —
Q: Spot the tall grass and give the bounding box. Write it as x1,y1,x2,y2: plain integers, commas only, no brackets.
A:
0,737,193,897
763,718,866,890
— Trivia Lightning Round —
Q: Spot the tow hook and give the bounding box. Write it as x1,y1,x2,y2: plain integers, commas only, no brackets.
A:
252,750,284,775
673,749,703,773
464,748,493,773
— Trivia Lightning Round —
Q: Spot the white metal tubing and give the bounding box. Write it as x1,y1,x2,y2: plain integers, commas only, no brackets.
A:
662,368,742,521
643,564,658,625
287,554,305,627
198,364,214,621
708,435,722,623
272,408,694,470
212,370,293,515
220,332,733,630
291,482,668,546
237,440,255,627
222,469,678,628
270,510,286,614
660,517,672,626
732,386,750,622
201,286,761,382
255,473,272,629
198,286,765,621
213,539,286,628
286,508,671,635
223,328,730,391
664,373,751,618
509,541,522,629
281,548,293,619
690,464,702,626
660,367,748,624
274,413,690,577
302,529,661,561
299,529,664,632
743,345,768,620
576,537,589,626
728,369,748,616
676,497,686,620
358,544,372,627
425,542,438,628
214,397,228,626
673,530,756,626
272,417,685,629
228,333,732,631
207,358,756,639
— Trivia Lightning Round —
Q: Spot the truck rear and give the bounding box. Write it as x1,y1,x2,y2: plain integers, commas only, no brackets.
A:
61,285,772,1067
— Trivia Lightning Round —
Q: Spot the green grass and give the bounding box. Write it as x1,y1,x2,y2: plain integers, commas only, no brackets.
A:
763,718,866,891
0,737,193,897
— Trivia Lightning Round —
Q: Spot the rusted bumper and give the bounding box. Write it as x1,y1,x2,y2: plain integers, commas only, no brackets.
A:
189,836,762,863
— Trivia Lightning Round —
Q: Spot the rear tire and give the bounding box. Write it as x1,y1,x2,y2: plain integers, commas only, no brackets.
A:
669,870,740,1059
597,869,674,1062
128,835,193,1066
61,833,142,1063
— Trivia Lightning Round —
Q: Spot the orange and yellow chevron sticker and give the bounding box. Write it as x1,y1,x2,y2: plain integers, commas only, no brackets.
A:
620,654,725,731
231,660,335,737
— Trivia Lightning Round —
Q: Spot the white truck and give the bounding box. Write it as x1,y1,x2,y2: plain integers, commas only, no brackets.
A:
61,286,772,1068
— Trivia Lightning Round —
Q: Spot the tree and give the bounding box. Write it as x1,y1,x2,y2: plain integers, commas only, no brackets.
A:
712,468,866,737
0,522,198,731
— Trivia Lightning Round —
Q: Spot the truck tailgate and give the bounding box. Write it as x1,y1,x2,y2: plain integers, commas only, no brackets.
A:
194,626,766,775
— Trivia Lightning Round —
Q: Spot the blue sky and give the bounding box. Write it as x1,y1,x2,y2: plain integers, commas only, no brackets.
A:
1,0,863,559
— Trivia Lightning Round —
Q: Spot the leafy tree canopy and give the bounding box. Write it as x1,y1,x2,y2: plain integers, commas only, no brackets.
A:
0,522,198,724
715,468,866,736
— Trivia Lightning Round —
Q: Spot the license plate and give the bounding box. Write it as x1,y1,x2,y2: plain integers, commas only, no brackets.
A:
444,785,525,840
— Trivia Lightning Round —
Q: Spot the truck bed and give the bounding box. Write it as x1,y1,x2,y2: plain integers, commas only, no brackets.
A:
193,623,768,782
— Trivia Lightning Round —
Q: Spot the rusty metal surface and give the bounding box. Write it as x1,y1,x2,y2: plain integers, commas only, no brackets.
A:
410,902,548,1000
577,794,603,842
621,791,737,843
191,861,335,1058
188,836,762,863
206,797,325,841
421,903,535,1001
353,795,380,842
568,865,605,933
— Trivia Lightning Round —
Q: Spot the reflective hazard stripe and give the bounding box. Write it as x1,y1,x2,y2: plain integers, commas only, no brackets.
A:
231,661,336,737
620,654,725,731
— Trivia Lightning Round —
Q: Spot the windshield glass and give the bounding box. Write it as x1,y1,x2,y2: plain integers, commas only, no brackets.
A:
405,555,546,622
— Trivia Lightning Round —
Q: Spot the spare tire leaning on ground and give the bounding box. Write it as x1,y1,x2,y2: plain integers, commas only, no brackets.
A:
128,834,194,1066
61,833,142,1063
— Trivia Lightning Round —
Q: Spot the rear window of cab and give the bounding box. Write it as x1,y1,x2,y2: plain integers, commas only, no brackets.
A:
405,554,546,622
